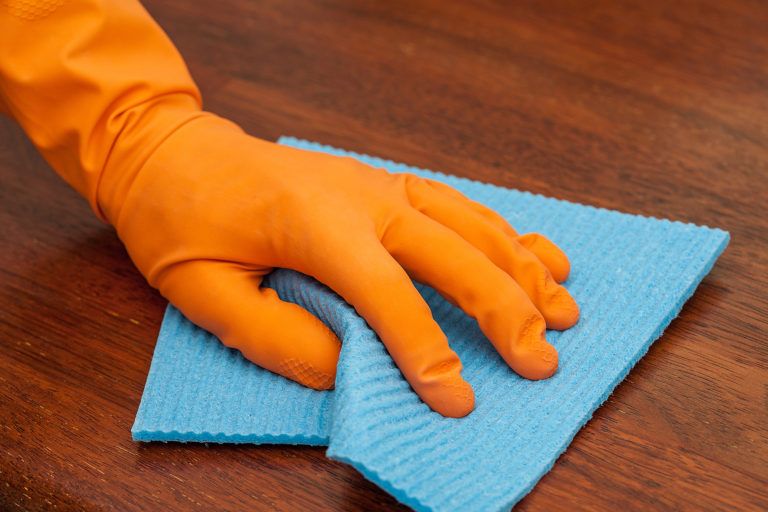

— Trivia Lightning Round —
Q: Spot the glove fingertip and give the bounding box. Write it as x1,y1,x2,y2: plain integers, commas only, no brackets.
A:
518,233,571,283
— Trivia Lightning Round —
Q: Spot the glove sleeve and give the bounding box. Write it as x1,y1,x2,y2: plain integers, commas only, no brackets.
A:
0,0,209,222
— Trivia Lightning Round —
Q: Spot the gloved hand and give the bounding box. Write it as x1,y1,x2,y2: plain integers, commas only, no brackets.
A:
0,0,578,417
109,120,580,417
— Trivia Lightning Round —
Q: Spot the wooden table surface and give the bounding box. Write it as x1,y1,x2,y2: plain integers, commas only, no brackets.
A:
1,0,766,510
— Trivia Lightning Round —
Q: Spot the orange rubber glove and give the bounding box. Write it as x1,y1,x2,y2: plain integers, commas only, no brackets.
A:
0,0,579,417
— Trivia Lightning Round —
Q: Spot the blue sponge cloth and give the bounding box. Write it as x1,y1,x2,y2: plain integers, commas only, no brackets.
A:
132,138,729,511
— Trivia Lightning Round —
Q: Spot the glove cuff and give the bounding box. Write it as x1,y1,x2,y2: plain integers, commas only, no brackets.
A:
96,96,209,225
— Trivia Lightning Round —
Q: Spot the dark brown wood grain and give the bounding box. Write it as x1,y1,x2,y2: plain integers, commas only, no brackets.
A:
1,0,766,510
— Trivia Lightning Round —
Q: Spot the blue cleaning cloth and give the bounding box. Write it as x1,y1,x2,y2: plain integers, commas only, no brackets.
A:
132,137,729,511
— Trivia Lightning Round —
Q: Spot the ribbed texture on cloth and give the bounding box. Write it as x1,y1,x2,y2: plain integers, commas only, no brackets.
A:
132,137,729,511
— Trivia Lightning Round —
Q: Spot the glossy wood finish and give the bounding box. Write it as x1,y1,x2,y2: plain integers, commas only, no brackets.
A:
1,1,766,510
